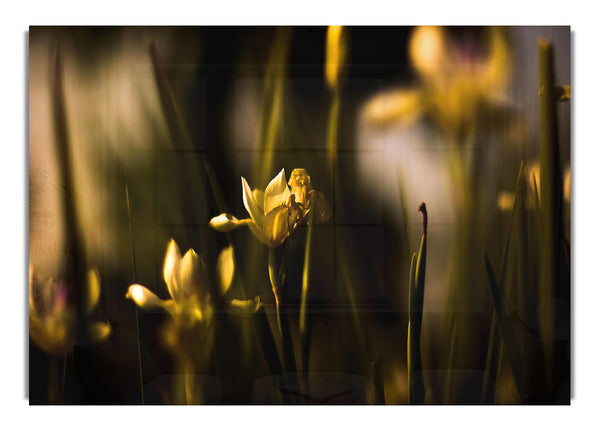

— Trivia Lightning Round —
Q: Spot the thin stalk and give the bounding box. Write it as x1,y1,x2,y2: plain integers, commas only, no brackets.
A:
484,254,527,402
408,203,427,404
268,247,296,373
443,320,458,404
481,162,524,404
538,39,567,399
125,186,145,405
326,89,340,168
300,218,314,373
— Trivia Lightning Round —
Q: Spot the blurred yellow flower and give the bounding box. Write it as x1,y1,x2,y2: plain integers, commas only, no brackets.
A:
410,26,510,133
127,239,212,328
127,239,260,326
209,168,330,248
29,264,111,355
362,26,511,134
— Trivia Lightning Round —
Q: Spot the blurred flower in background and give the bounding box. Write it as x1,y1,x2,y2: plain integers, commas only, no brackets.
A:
29,264,111,355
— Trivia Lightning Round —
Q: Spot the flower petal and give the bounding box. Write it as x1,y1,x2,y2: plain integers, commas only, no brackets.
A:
263,206,290,247
163,239,182,300
217,245,235,294
86,268,101,314
252,189,265,213
242,177,265,225
247,221,273,247
209,213,251,232
126,284,165,309
263,168,291,214
178,249,206,300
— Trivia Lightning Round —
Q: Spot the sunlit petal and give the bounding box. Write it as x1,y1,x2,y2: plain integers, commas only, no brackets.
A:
242,176,265,224
86,268,101,314
209,213,251,232
163,239,182,300
252,189,265,213
263,206,290,247
179,249,204,299
217,245,235,294
126,284,165,309
88,322,111,342
264,168,291,214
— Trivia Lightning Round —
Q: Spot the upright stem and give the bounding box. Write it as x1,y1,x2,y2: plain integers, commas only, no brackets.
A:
268,248,296,373
408,203,427,404
268,249,283,338
125,186,145,404
538,39,566,400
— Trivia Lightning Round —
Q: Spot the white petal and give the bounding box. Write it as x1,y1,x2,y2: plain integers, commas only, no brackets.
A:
178,249,204,299
252,189,265,214
209,213,250,232
163,239,181,300
217,246,235,294
263,169,291,214
242,177,265,225
126,284,165,309
263,206,290,247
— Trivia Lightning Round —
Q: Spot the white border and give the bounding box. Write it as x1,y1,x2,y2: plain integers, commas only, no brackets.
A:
2,1,599,430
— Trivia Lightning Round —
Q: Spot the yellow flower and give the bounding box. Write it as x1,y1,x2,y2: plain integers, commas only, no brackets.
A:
209,168,330,248
126,239,213,328
409,26,510,133
362,26,511,133
29,264,111,355
127,239,261,326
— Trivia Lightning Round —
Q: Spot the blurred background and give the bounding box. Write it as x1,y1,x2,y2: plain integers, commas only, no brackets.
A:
28,26,570,404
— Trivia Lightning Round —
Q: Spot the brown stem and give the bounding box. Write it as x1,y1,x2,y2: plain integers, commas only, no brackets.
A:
418,202,428,236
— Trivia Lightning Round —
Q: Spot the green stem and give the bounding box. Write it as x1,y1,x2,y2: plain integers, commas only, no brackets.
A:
408,203,427,404
300,218,314,373
125,185,145,405
538,39,567,400
268,248,296,373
